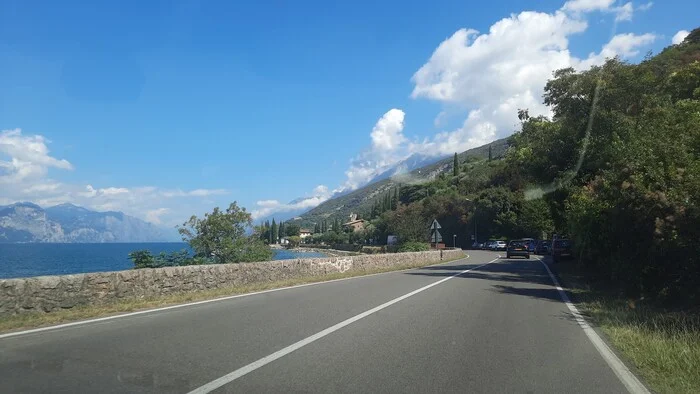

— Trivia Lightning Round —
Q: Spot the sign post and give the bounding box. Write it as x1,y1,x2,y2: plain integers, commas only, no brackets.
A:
429,219,442,249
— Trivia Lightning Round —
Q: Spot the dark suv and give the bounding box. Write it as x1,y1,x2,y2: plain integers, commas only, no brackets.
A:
551,239,573,262
506,240,530,259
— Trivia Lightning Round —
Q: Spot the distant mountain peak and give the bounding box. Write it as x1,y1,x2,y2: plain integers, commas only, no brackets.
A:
10,201,42,209
0,202,175,243
48,202,89,211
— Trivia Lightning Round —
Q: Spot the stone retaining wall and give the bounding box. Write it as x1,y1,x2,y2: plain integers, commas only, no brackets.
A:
0,249,465,316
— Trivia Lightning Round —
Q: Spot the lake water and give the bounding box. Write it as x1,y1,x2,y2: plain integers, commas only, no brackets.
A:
0,243,327,279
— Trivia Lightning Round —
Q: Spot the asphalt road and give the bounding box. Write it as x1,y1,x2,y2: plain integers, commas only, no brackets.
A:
0,251,639,393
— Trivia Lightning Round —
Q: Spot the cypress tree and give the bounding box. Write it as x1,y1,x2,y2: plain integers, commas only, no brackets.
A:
279,221,285,238
453,153,459,176
270,219,276,244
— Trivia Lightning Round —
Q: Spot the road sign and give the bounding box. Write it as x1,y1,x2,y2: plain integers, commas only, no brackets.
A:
430,219,442,230
430,229,443,243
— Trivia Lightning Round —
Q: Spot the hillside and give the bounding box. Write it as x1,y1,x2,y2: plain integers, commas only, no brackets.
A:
295,137,510,227
0,202,173,243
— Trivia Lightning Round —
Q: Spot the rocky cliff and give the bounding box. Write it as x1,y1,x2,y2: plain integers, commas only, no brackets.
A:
0,202,170,243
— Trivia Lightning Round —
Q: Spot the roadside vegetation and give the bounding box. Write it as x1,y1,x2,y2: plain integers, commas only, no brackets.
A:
555,261,700,394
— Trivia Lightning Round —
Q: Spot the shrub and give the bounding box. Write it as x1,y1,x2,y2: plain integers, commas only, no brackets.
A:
398,242,430,252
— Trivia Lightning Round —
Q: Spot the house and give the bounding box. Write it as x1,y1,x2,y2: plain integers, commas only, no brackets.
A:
299,229,312,239
343,213,366,232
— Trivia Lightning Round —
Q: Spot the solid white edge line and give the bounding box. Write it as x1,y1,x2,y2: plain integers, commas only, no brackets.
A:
187,256,500,394
537,257,650,394
0,253,471,340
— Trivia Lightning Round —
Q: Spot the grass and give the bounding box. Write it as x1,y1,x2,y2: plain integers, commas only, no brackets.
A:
0,255,464,334
553,261,700,394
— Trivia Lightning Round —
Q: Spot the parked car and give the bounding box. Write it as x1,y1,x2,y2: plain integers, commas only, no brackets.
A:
535,240,551,255
493,240,507,251
551,239,573,262
471,242,483,250
506,240,530,259
482,240,495,250
521,238,537,253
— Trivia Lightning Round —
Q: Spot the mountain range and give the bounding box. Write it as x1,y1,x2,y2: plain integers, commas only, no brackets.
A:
0,202,175,243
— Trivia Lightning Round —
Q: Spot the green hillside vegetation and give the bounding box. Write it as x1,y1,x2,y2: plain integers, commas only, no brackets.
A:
296,137,510,229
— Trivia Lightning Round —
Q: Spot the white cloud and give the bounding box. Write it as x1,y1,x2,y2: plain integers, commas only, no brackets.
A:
370,108,406,151
161,188,227,198
251,185,332,220
146,208,170,225
561,0,638,22
672,30,690,45
100,187,129,195
579,32,656,69
562,0,615,13
638,2,653,11
0,128,72,183
334,109,408,192
409,6,656,156
615,2,633,22
0,128,229,226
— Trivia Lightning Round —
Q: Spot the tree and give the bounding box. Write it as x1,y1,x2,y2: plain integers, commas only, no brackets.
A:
488,145,492,161
287,235,301,247
384,203,429,243
314,222,320,234
129,250,155,269
286,223,301,237
453,153,459,176
271,219,278,244
279,221,286,239
393,187,399,210
178,202,272,264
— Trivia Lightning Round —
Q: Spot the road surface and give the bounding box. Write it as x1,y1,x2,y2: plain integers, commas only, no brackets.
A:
0,251,642,393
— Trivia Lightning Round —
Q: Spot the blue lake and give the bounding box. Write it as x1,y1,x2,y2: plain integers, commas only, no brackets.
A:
0,243,327,279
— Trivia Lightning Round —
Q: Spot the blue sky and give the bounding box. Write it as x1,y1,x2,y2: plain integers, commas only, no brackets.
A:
1,0,697,227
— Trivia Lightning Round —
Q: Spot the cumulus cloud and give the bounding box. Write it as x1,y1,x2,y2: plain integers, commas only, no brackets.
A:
579,32,656,69
0,128,229,226
335,109,407,192
251,185,333,220
672,30,690,45
409,5,656,157
0,128,73,183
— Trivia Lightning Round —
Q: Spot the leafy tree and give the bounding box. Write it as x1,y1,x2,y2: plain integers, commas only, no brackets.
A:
285,223,300,236
129,250,155,269
383,203,429,243
287,235,301,248
178,202,272,264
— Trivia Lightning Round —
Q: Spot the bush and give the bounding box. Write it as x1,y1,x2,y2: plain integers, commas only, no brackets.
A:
129,249,214,269
398,242,430,252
